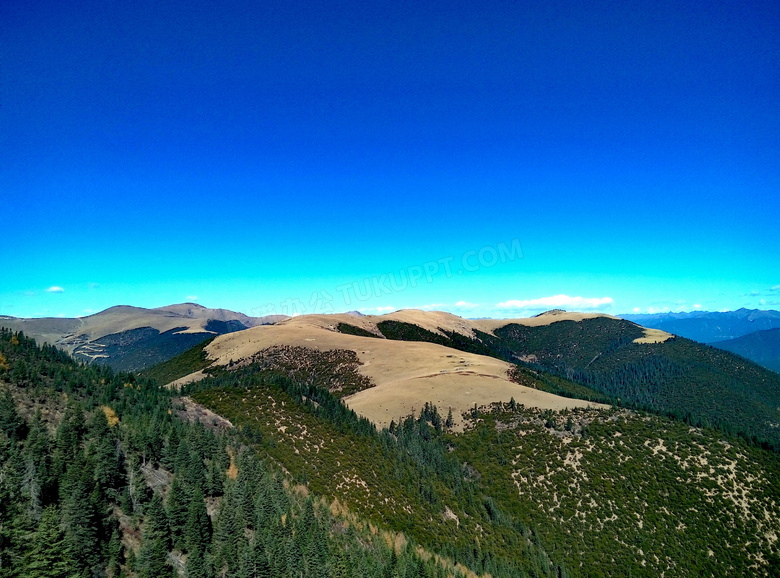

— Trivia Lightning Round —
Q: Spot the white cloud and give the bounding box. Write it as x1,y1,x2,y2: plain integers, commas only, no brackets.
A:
417,303,445,310
46,286,64,293
632,307,641,313
455,301,479,308
693,304,702,309
186,295,199,301
771,285,780,292
496,294,613,310
359,306,395,313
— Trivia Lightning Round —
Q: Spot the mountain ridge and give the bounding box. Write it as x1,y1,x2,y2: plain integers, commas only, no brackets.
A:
0,303,287,371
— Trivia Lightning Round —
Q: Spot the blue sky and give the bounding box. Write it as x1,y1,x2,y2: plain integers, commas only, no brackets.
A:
2,0,779,319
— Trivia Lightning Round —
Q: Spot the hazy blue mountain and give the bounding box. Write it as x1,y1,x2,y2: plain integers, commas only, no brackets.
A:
619,308,780,343
709,327,780,373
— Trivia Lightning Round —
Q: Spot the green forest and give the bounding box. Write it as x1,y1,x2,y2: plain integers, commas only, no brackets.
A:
3,326,780,577
0,329,493,578
362,318,780,451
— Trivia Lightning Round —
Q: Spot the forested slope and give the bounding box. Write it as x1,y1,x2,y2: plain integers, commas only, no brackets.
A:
0,328,484,578
368,317,780,450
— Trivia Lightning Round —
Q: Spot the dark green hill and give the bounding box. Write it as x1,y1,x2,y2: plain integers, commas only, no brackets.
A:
139,336,216,384
710,327,780,373
375,317,780,450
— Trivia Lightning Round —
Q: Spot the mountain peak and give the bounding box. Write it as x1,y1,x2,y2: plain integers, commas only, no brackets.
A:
533,309,567,317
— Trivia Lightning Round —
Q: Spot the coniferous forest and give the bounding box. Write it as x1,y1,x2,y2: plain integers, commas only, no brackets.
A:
2,326,780,577
0,328,498,578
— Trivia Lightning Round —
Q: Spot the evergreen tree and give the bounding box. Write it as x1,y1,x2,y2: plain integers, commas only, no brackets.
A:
305,515,329,578
206,456,225,497
330,547,351,578
23,505,73,578
24,412,55,504
185,447,207,494
251,537,272,578
212,484,241,574
0,390,26,441
136,492,171,578
287,534,304,578
129,458,151,516
52,402,85,480
167,475,190,549
185,487,211,553
107,526,124,578
61,468,101,577
174,437,192,474
185,545,210,578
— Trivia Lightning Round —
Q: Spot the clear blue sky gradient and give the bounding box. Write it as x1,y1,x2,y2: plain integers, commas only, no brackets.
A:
2,0,779,319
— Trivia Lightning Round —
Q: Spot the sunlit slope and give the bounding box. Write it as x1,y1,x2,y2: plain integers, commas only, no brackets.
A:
186,313,604,429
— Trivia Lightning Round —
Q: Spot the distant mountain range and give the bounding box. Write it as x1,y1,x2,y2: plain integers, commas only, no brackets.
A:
620,308,780,373
710,328,780,373
619,308,780,342
0,303,286,372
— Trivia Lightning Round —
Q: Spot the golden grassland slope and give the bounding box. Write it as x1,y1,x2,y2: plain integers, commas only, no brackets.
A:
188,311,608,429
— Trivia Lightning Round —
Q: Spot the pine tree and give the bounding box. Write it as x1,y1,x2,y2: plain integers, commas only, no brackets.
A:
330,547,350,578
0,390,26,440
206,456,225,497
24,411,55,504
212,484,241,574
107,526,124,578
305,515,329,578
185,487,211,553
251,536,272,578
136,492,171,578
287,534,304,578
23,505,73,578
267,517,290,578
167,475,190,549
174,437,192,474
185,545,210,578
61,468,101,576
185,447,207,494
